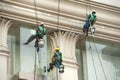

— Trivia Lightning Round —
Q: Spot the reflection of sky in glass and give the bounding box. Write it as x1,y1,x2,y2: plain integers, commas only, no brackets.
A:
8,25,48,76
30,30,36,35
20,27,35,72
20,27,47,75
86,41,120,80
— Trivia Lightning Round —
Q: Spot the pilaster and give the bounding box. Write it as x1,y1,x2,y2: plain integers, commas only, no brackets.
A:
48,30,79,80
0,17,12,80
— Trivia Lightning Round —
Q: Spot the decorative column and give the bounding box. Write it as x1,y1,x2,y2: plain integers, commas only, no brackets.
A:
0,17,12,80
48,30,79,80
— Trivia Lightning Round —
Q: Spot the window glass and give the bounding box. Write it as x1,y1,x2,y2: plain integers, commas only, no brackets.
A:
86,37,120,80
7,24,48,78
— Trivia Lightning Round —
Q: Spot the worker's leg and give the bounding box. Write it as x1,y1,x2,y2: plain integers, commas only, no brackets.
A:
24,35,36,45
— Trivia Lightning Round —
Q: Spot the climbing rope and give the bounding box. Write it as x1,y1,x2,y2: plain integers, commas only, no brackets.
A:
33,0,38,25
33,0,39,80
87,2,107,78
111,44,117,80
86,0,98,80
56,0,61,80
92,36,108,80
86,6,108,79
88,36,99,80
38,48,41,72
57,0,60,30
34,48,37,80
56,0,61,48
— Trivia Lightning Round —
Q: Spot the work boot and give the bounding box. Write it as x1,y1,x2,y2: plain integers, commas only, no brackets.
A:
47,69,50,72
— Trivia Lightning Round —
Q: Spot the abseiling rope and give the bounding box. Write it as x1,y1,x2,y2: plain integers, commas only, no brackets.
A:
92,36,108,80
34,0,38,25
34,48,37,80
88,36,98,80
33,0,39,80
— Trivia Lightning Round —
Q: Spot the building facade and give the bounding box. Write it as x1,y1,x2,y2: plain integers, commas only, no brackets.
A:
0,0,120,80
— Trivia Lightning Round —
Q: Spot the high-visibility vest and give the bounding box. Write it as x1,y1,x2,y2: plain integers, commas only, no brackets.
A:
89,14,96,22
38,26,46,35
55,52,62,60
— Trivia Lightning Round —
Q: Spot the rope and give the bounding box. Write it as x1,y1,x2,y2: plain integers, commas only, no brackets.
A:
55,0,61,79
34,48,37,80
110,44,117,80
84,0,89,36
33,0,38,25
112,44,117,80
37,49,41,73
33,0,39,79
57,0,60,30
86,0,90,18
86,1,107,80
92,36,108,80
88,36,98,80
88,0,92,33
56,0,61,48
88,0,91,14
83,36,88,80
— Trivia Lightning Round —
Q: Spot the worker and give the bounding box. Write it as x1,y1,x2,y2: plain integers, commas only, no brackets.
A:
24,22,46,51
88,10,97,26
83,19,90,36
47,47,62,72
83,10,96,36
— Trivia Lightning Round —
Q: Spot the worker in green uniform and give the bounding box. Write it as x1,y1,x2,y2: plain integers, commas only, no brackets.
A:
24,22,46,51
47,47,62,72
83,10,96,36
88,10,96,26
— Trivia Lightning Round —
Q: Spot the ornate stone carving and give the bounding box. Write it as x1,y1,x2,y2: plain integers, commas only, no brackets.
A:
48,30,79,63
0,17,12,80
48,30,80,80
0,17,12,47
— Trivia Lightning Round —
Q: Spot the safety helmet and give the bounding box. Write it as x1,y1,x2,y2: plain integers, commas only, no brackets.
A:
92,10,96,14
55,47,60,51
38,22,44,26
41,22,44,25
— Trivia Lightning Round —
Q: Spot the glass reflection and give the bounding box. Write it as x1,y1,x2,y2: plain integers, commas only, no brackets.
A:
86,37,120,80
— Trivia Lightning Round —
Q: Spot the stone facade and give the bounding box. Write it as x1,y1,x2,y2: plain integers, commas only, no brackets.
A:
48,30,79,80
0,18,12,80
0,0,120,80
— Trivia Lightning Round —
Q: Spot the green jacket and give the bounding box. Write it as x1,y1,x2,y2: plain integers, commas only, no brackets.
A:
36,25,46,36
54,51,62,61
88,13,96,22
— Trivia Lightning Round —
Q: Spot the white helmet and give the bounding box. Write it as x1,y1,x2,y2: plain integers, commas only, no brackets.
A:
41,22,44,25
92,10,96,13
38,22,44,26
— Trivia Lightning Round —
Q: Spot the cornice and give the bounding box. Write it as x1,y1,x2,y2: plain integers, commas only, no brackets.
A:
1,0,120,28
2,0,120,13
0,0,120,43
70,0,120,13
0,12,82,34
0,1,119,30
1,12,120,43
